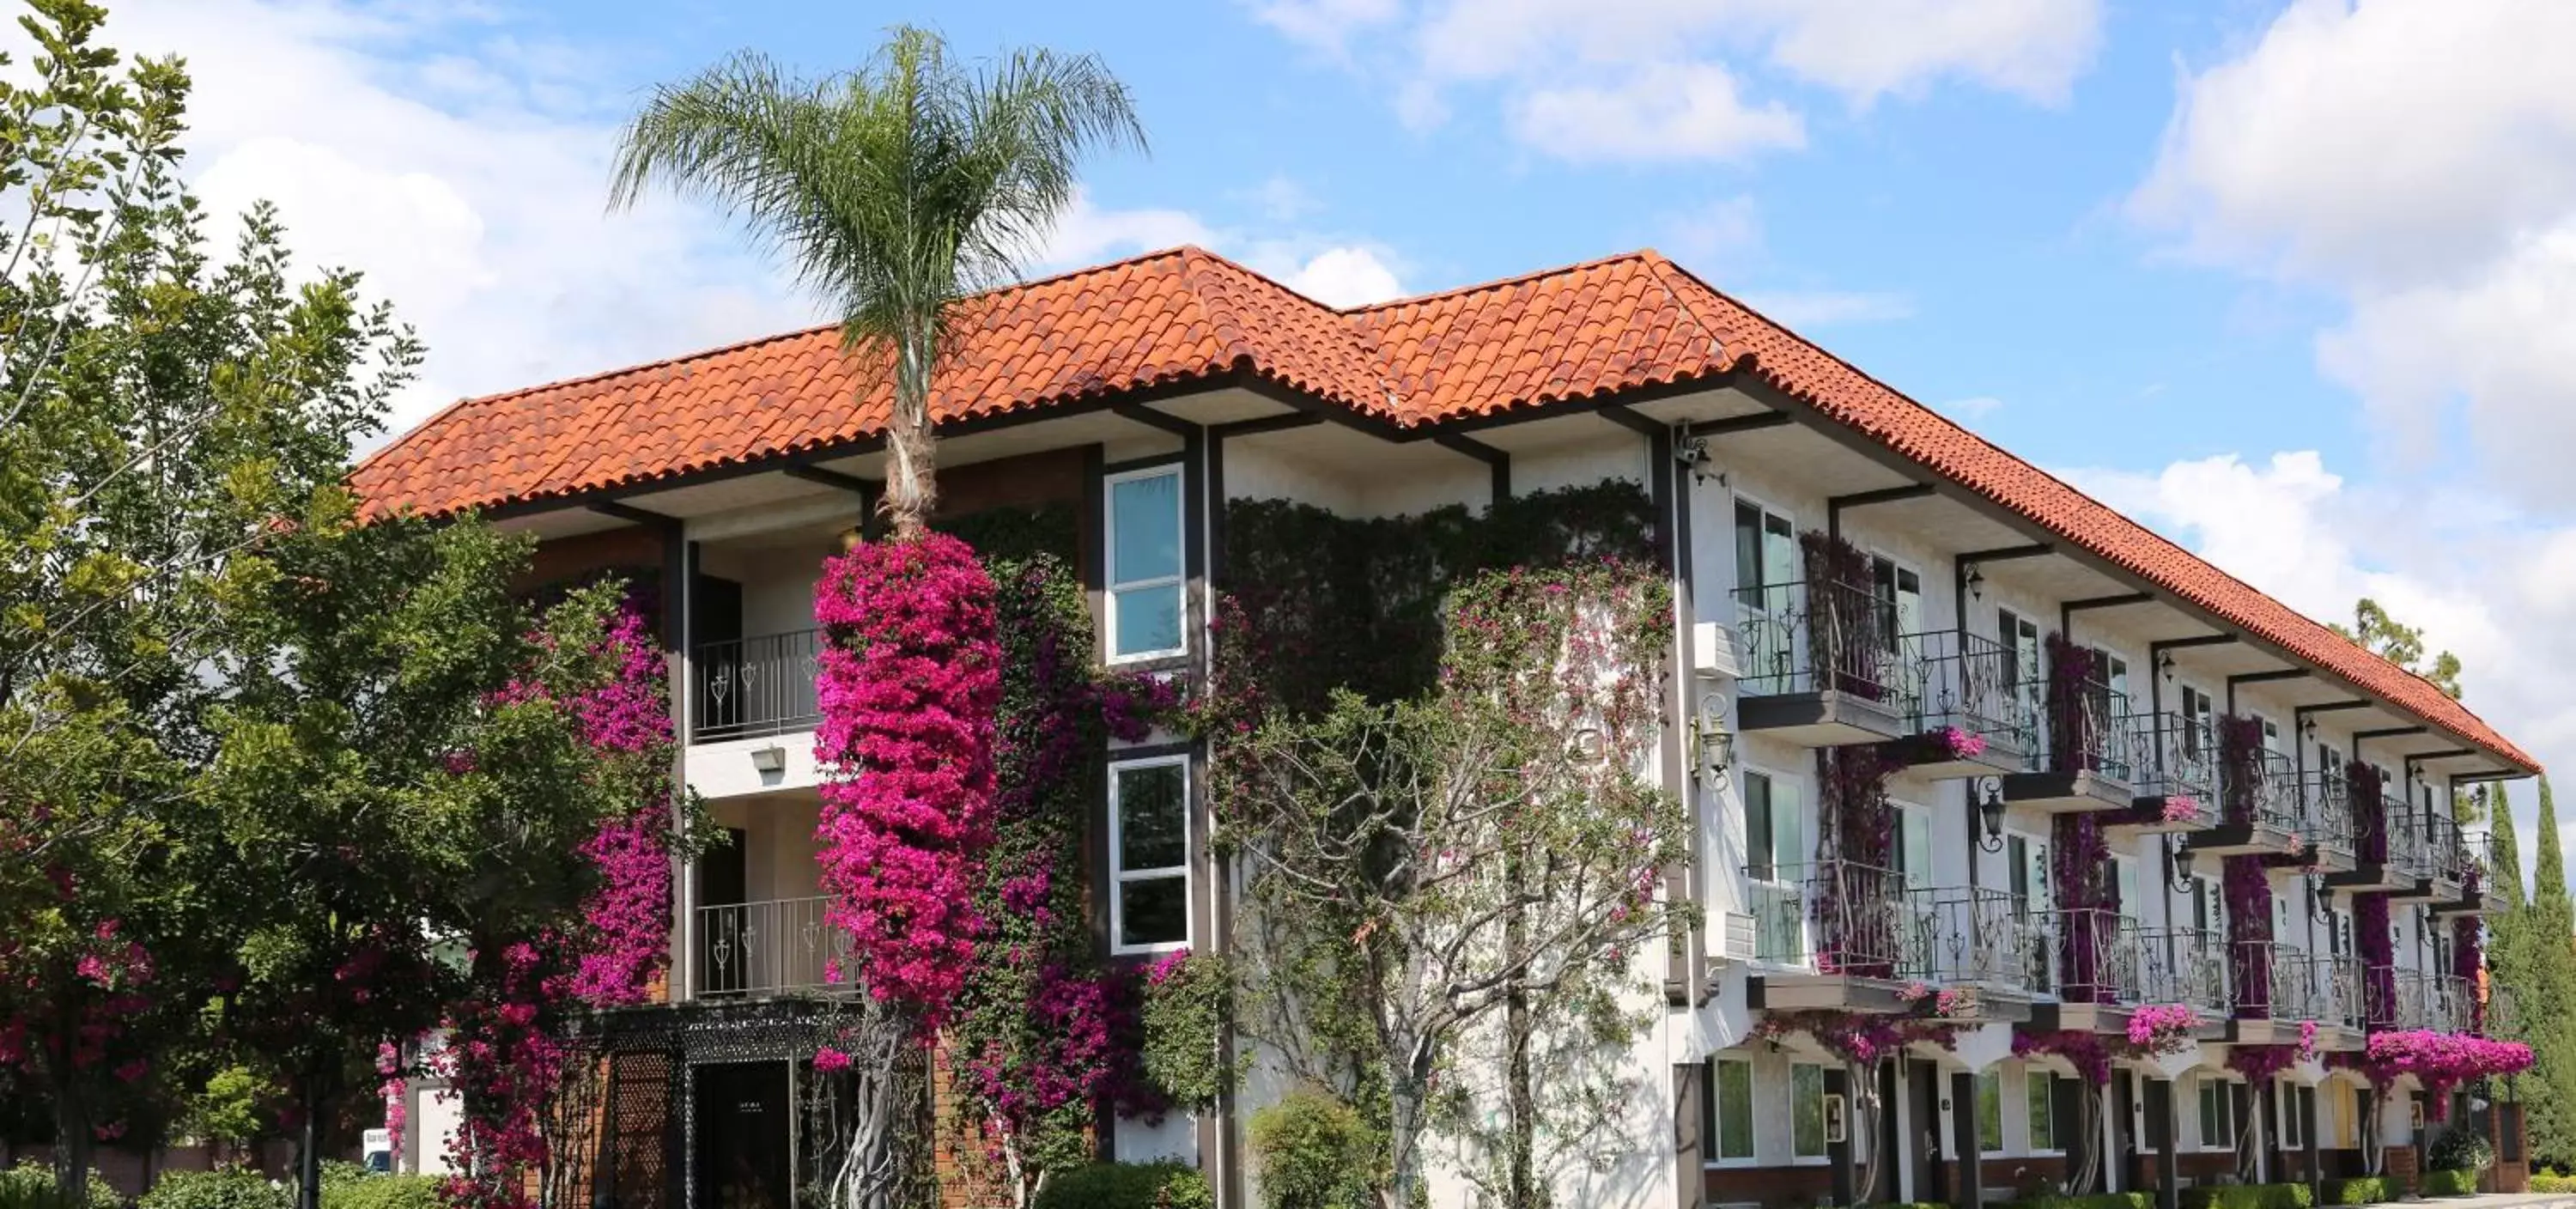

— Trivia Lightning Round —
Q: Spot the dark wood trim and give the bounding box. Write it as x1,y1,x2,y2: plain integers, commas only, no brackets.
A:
2228,668,2312,713
2354,726,2427,744
591,499,681,530
1431,432,1511,504
2293,702,2372,732
1113,401,1200,439
778,465,875,495
1959,543,2056,564
1826,482,1935,526
1103,452,1187,477
1680,408,1793,436
2060,592,2157,640
1209,411,1326,440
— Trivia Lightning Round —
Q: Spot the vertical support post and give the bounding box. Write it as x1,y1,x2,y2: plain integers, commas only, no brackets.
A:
1826,1066,1854,1206
2151,1078,2178,1209
1954,1072,1985,1209
1674,1062,1705,1209
2304,1084,2322,1199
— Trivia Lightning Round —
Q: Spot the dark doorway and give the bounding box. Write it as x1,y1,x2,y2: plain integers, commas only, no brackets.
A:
699,828,750,996
695,1062,791,1209
1911,1059,1946,1205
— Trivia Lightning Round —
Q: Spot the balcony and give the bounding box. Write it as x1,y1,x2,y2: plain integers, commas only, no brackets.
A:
2106,712,2219,835
2002,683,2137,813
1885,629,2040,776
695,896,854,999
693,629,823,742
1744,860,1923,1012
2136,926,2230,1017
2028,908,2165,1033
2431,831,2509,916
1732,581,1915,746
2188,748,2306,860
2228,940,2330,1045
2367,968,2476,1033
2292,767,2358,873
1894,887,2044,1021
2382,814,2447,901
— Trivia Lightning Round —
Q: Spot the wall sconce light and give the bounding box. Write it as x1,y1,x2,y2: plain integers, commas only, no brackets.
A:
1675,435,1721,486
750,744,787,774
2309,875,2336,922
2167,838,2197,890
2159,651,2177,682
1977,775,2006,852
1965,565,1985,600
2303,717,2318,742
1691,697,1735,786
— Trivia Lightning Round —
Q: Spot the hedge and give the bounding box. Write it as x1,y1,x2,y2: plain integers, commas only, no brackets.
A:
1031,1162,1213,1209
2533,1170,2576,1194
2318,1177,2400,1205
317,1177,440,1209
2178,1182,2315,1209
1999,1194,2154,1209
2418,1169,2478,1198
0,1163,121,1209
137,1170,286,1209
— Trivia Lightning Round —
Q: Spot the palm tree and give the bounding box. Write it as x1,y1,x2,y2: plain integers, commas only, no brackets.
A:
609,27,1144,541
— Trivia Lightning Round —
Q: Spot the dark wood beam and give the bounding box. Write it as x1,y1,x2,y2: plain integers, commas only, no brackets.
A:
588,500,679,530
1113,402,1200,439
1960,543,2055,564
1209,411,1326,439
1685,410,1794,435
1432,432,1511,503
780,465,875,495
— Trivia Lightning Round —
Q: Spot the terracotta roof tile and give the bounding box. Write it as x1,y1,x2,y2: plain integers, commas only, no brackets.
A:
350,245,2535,773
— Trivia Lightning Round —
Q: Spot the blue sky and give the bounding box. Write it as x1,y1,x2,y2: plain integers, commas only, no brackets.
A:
94,0,2576,891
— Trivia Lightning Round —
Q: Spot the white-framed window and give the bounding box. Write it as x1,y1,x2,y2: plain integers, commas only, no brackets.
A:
2190,872,2227,939
2112,854,2141,925
1733,496,1800,604
1893,799,1934,890
2180,685,2215,759
1108,756,1190,953
1704,1056,1756,1166
2198,1077,2237,1150
2281,1084,2310,1149
1105,464,1185,661
1976,1069,2005,1154
2027,1068,2063,1153
1791,1062,1829,1161
1868,552,1925,656
1744,768,1807,963
2001,607,2043,720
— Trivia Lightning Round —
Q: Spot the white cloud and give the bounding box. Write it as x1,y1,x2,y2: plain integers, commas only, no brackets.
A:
1030,188,1220,269
1265,0,2101,161
1938,396,2006,421
1280,246,1406,307
1512,63,1805,164
2063,448,2576,891
2134,0,2576,509
1236,174,1323,223
1662,195,1765,264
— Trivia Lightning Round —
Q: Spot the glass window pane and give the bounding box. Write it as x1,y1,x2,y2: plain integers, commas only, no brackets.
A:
1110,471,1181,585
2028,1073,2054,1151
1902,810,1932,889
1977,1072,2002,1152
1762,514,1797,593
1773,780,1804,872
1735,502,1762,596
1116,763,1187,870
1716,1062,1754,1159
1746,775,1773,881
1113,582,1183,656
1118,876,1188,948
1791,1066,1825,1157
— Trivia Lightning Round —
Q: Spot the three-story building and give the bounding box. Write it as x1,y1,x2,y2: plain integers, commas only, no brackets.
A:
361,246,2533,1209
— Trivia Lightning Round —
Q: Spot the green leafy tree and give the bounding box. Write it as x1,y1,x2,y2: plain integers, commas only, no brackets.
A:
2522,779,2576,1169
1218,567,1688,1209
2330,598,2464,700
607,26,1142,541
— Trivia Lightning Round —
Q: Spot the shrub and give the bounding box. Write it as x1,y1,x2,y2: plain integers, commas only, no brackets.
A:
2318,1177,2396,1206
1857,1202,1952,1209
318,1177,440,1209
2001,1195,2154,1209
137,1170,285,1209
1031,1163,1212,1209
1248,1091,1376,1209
0,1163,120,1209
2532,1170,2576,1194
2427,1126,2494,1173
2418,1169,2478,1197
2179,1182,2314,1209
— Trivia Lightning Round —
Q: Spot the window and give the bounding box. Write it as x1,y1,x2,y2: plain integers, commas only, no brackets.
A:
1744,770,1807,962
1704,1057,1755,1163
2191,873,2227,938
2028,1069,2061,1152
1106,465,1185,660
2281,1085,2311,1149
1894,800,1934,889
2257,715,2281,755
1791,1063,1828,1159
1976,1070,2004,1154
1108,756,1190,952
2180,686,2215,758
1870,555,1924,653
2112,855,2141,924
2005,833,2051,916
1733,499,1799,604
2198,1078,2236,1149
2001,609,2042,717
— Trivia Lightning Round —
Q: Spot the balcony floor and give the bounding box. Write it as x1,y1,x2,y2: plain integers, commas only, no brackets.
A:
2001,769,2135,813
1738,690,1911,748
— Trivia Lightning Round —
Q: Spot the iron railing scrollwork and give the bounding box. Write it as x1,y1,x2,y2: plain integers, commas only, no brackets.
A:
1735,581,1900,702
692,628,823,742
696,896,856,999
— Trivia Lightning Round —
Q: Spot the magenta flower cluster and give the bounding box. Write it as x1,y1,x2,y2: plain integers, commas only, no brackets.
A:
2124,1004,2198,1054
2330,1030,2531,1103
568,602,677,1006
812,534,1002,1030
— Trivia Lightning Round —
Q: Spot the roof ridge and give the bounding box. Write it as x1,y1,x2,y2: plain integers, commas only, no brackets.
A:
1341,247,1658,314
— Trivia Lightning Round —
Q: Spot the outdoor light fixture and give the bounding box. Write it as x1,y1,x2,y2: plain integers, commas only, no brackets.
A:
1977,775,2006,852
1966,565,1985,600
2167,837,2197,890
2303,717,2318,741
2310,875,2336,922
1675,435,1719,486
2159,651,2177,682
1690,695,1735,785
750,744,787,774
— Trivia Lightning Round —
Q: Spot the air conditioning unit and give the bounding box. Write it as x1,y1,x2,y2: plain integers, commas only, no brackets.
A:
1692,621,1741,680
1717,912,1757,963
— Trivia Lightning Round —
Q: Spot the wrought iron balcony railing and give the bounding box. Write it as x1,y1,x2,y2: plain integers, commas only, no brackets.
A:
2446,830,2494,893
1901,885,2050,993
2044,683,2139,781
1743,860,1909,976
1734,580,1904,702
2125,710,2220,804
2137,926,2228,1014
696,896,853,999
1889,629,2039,756
2307,955,2366,1030
2042,908,2144,1003
2292,764,2355,856
2229,940,2317,1021
2233,749,2306,833
693,628,823,741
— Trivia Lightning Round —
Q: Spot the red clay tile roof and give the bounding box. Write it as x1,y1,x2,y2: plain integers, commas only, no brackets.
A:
351,246,2536,773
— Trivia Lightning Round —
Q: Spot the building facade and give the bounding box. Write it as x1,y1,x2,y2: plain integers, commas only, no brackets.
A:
359,246,2534,1209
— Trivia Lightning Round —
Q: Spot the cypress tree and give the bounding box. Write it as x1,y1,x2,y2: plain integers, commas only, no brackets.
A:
2522,780,2576,1169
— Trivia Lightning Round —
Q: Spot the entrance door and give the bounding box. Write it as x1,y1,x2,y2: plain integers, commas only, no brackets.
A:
695,1062,791,1209
1911,1058,1946,1205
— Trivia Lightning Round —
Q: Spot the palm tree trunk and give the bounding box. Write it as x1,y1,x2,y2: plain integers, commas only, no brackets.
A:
880,328,939,541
